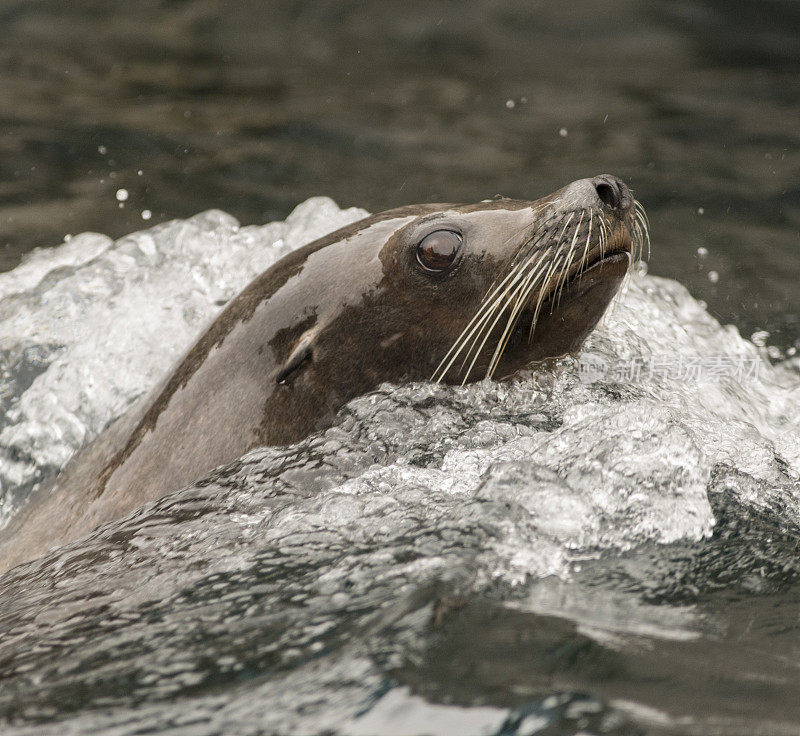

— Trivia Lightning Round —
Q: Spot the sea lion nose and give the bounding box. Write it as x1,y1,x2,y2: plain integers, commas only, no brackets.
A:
591,174,632,217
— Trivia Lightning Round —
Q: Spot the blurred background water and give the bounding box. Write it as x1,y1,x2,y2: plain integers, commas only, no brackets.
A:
0,0,798,349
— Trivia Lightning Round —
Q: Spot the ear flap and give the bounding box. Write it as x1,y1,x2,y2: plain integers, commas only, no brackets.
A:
275,331,315,384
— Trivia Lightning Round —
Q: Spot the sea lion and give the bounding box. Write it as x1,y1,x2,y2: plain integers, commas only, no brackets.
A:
0,174,647,573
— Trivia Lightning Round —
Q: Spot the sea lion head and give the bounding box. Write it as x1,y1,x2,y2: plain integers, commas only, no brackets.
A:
267,174,646,438
306,173,646,387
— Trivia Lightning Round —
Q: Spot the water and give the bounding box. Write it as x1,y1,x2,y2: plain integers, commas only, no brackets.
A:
0,199,799,734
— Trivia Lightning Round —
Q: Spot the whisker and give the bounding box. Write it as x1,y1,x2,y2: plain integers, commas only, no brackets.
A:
474,270,542,381
599,217,609,259
581,210,593,268
432,259,529,381
484,213,576,379
433,226,553,382
466,227,561,381
457,261,537,382
634,199,651,261
554,211,584,308
486,254,553,377
533,213,571,312
526,214,574,340
575,210,595,289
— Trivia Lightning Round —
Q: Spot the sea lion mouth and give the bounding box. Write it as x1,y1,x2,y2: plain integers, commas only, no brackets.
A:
535,245,632,318
499,248,631,371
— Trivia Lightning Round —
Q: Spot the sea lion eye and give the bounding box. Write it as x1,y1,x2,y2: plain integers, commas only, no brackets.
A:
415,230,462,273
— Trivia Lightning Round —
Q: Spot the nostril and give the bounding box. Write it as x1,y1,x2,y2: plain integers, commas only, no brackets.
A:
595,182,618,210
591,175,633,215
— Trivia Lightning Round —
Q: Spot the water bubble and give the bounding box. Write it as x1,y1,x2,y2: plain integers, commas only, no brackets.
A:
505,99,515,109
141,210,152,221
559,128,568,137
697,247,708,257
116,189,129,202
98,145,107,155
708,270,719,283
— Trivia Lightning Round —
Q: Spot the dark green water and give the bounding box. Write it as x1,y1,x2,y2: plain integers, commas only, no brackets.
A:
0,0,798,347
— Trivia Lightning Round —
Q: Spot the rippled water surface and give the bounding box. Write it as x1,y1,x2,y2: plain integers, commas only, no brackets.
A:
0,199,799,734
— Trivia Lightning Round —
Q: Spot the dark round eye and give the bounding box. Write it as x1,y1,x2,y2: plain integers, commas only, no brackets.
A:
415,230,462,273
